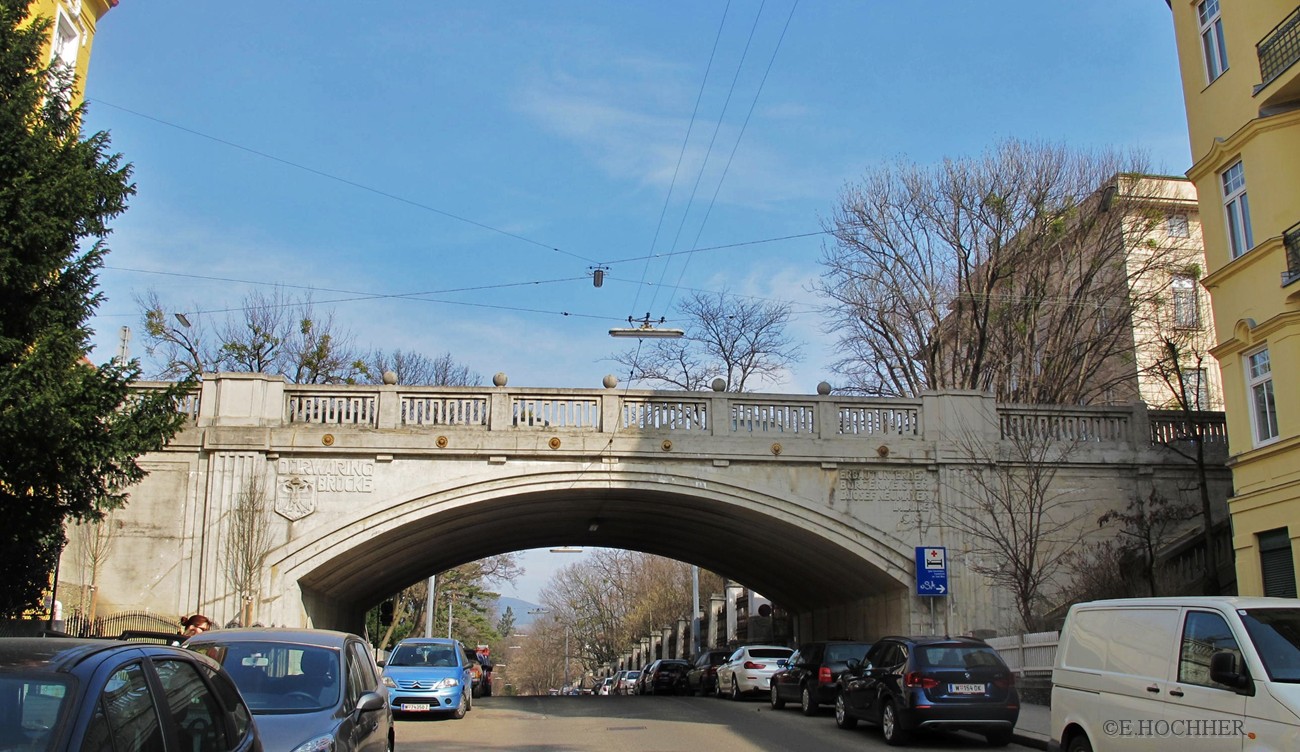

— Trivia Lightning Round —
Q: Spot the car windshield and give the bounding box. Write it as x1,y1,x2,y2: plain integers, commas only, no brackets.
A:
388,644,458,668
825,644,871,662
190,642,341,713
1240,608,1300,683
0,674,71,751
748,649,792,660
917,645,1004,669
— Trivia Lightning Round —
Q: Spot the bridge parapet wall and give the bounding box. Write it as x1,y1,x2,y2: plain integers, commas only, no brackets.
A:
139,374,1226,463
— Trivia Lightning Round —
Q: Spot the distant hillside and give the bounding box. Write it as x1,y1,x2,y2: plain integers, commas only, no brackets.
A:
494,596,541,628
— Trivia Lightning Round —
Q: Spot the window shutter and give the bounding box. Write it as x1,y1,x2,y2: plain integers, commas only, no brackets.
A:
1259,529,1298,598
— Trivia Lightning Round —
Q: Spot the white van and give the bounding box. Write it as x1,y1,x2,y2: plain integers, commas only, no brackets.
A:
1050,597,1300,752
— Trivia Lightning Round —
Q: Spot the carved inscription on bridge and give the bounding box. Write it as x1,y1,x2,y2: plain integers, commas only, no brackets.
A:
836,468,936,533
274,459,376,521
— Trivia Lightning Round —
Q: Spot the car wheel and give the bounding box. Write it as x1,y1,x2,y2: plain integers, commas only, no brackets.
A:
730,679,741,701
451,692,468,720
1065,734,1093,752
834,693,857,729
880,700,910,746
769,684,785,709
386,732,394,752
985,729,1013,747
800,685,817,716
466,690,473,712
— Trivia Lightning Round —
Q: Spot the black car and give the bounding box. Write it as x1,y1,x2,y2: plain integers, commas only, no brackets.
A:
637,658,690,695
685,649,731,696
0,636,261,751
835,636,1019,747
769,640,873,715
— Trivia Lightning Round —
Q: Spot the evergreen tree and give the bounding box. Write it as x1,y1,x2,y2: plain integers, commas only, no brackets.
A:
0,0,191,615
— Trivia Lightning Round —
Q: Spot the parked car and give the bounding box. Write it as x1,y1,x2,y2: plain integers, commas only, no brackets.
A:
460,645,486,697
0,636,261,751
616,669,642,695
637,659,690,695
835,635,1019,747
770,640,873,715
380,637,474,718
1051,596,1300,752
597,676,616,695
686,648,731,696
715,644,793,700
186,627,393,752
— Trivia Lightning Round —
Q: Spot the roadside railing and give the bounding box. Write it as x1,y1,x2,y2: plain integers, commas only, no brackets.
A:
985,630,1059,675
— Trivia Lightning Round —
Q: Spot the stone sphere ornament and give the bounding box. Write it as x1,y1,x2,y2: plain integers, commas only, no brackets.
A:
493,372,508,387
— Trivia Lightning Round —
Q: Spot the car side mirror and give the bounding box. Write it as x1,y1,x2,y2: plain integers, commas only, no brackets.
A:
1209,651,1252,692
845,658,862,674
355,691,385,717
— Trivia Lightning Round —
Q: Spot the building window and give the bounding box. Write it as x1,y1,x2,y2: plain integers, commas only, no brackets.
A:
1246,347,1278,445
1221,161,1254,258
1181,368,1208,410
1172,275,1200,329
1258,529,1297,598
1198,0,1228,82
1167,214,1190,239
51,10,79,70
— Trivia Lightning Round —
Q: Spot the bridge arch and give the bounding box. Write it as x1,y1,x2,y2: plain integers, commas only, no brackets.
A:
270,468,915,636
69,375,1229,642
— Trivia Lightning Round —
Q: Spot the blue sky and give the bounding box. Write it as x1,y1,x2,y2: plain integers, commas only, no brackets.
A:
78,1,1192,602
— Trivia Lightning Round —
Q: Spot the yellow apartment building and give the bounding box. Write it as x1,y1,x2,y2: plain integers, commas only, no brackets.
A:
25,0,117,105
1168,0,1300,598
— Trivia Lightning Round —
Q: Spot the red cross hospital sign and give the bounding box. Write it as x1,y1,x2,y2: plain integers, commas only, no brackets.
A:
915,546,948,596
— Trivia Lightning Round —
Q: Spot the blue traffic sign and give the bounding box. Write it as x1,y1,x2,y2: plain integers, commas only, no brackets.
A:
915,546,948,597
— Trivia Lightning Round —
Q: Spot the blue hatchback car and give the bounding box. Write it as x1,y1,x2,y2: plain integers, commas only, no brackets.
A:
381,638,473,718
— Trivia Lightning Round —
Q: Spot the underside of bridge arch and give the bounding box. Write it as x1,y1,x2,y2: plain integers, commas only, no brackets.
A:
292,482,910,631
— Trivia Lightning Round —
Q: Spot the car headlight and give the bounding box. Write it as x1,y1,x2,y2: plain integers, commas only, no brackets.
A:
382,676,397,688
436,678,460,689
289,734,335,752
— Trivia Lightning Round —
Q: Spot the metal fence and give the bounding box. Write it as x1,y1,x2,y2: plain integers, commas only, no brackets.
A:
985,630,1059,675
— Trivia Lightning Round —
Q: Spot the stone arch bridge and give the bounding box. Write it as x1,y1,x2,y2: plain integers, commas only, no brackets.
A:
66,373,1227,641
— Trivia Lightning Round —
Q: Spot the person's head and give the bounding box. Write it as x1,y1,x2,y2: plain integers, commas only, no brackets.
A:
181,614,212,637
300,649,335,679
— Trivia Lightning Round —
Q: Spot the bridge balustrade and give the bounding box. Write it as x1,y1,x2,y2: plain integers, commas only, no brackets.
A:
998,405,1131,444
156,376,1226,454
837,403,920,436
400,393,489,426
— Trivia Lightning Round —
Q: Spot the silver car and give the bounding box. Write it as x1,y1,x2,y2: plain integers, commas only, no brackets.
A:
187,628,393,752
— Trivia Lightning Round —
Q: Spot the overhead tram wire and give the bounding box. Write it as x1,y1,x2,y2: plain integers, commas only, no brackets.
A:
89,100,602,266
645,0,769,317
664,0,800,313
629,0,732,319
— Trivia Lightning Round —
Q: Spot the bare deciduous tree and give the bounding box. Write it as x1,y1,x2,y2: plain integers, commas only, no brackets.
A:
612,290,801,391
139,288,365,383
941,426,1092,631
73,514,116,626
817,140,1197,404
537,551,721,675
363,350,480,386
223,471,274,626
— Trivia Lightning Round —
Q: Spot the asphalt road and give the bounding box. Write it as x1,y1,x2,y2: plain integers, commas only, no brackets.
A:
393,693,1038,751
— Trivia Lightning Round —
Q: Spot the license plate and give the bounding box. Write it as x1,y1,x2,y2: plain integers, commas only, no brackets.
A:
401,703,431,711
949,683,985,694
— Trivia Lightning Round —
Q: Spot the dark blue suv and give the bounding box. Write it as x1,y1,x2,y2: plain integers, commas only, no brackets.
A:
835,635,1019,746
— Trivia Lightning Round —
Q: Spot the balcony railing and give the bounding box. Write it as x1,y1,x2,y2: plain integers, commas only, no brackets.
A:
1284,221,1300,286
1258,6,1300,90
